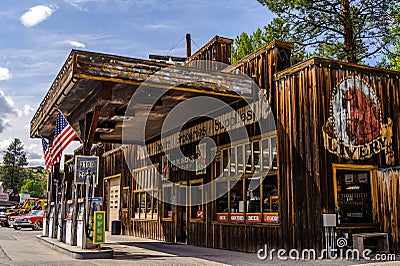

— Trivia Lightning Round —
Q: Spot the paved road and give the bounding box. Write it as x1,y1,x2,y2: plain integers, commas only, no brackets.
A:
0,225,399,265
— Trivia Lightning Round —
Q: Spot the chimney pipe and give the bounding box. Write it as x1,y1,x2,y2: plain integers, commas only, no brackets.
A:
186,33,191,58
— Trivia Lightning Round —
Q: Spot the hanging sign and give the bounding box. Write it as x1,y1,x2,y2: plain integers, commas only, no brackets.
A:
322,77,394,164
93,211,105,244
74,155,99,184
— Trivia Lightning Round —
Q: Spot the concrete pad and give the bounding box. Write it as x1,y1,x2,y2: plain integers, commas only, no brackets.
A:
35,235,113,259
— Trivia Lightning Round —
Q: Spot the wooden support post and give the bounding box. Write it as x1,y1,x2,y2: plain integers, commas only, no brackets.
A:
186,33,191,58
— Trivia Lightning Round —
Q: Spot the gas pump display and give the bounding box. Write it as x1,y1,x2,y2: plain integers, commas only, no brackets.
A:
65,200,75,245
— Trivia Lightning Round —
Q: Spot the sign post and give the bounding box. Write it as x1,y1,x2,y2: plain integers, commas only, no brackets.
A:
93,211,105,244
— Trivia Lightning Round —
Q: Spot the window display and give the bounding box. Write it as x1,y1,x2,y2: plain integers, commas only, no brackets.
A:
336,170,373,224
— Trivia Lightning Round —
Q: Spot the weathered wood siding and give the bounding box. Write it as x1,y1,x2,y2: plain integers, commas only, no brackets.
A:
186,36,233,68
132,220,174,242
211,223,281,252
103,145,132,234
232,41,293,111
275,58,400,252
377,167,400,253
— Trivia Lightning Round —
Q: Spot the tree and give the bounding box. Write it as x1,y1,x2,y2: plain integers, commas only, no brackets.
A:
381,4,400,70
232,18,306,63
1,138,28,191
254,0,397,64
20,178,45,198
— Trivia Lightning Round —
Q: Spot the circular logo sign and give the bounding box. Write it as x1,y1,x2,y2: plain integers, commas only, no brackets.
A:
332,77,381,145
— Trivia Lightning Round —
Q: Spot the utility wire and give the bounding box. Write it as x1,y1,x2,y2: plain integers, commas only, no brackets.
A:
191,38,200,50
165,36,185,56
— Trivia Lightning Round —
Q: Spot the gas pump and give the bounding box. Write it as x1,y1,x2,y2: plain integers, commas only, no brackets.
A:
65,200,75,245
74,155,100,249
48,203,56,238
57,203,63,241
76,198,85,248
42,209,48,237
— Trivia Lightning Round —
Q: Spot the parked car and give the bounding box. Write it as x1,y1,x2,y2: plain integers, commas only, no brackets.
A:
1,198,47,227
12,210,44,230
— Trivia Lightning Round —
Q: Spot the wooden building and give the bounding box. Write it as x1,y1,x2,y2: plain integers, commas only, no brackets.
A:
30,35,400,254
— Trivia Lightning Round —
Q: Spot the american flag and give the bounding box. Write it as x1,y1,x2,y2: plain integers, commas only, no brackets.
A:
42,138,52,170
51,111,77,164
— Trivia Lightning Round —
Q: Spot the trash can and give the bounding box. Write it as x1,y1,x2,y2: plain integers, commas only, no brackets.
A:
111,220,121,235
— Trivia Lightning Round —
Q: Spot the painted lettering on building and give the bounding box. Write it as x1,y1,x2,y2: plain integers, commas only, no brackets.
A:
322,77,394,164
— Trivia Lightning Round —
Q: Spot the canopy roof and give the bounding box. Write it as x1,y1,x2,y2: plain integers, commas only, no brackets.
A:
30,49,253,145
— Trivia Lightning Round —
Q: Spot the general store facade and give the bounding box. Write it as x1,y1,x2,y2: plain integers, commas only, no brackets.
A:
31,35,400,253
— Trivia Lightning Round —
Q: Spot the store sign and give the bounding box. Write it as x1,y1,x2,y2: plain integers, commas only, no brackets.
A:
246,213,261,223
74,156,99,184
147,94,272,156
217,213,228,222
230,213,245,223
322,77,394,164
93,211,105,244
263,213,279,224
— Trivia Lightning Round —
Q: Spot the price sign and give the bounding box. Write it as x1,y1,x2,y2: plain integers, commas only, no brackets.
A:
74,155,99,184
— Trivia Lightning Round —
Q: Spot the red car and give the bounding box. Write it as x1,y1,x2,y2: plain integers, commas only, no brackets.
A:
12,210,44,230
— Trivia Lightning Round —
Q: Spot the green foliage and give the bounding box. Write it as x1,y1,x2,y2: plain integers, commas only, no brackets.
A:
381,4,400,70
1,138,28,191
20,178,45,198
241,0,397,64
232,19,305,64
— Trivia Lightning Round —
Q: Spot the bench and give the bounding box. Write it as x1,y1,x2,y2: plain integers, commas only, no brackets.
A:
352,233,389,253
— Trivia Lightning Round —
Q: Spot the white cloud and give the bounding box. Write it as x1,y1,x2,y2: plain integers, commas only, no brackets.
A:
0,90,18,133
0,67,12,81
20,5,55,28
0,137,12,151
67,40,86,48
16,104,35,117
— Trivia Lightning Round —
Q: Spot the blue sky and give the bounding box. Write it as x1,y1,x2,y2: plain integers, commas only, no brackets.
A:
0,0,273,166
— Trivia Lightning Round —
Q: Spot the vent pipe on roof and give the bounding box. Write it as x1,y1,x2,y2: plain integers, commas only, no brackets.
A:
186,33,191,58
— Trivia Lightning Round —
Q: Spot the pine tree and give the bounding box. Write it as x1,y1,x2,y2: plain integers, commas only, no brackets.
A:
1,138,28,190
256,0,397,64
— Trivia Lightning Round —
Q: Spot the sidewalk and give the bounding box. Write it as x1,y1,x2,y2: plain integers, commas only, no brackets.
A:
37,232,400,266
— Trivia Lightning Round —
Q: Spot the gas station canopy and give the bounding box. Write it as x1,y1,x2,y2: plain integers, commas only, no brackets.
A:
30,48,254,146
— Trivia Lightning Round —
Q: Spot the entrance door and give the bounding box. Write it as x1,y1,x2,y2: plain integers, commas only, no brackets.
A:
108,176,121,230
175,183,187,243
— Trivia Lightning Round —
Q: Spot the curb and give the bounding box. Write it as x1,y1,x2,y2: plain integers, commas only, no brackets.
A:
35,235,113,259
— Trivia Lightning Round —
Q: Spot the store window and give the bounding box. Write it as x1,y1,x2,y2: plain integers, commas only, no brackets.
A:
122,187,129,209
163,185,173,218
237,145,244,175
262,175,279,223
190,181,204,220
230,180,244,222
336,169,373,224
261,139,270,172
246,177,261,212
230,147,236,176
214,134,279,224
133,166,159,220
222,149,229,177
